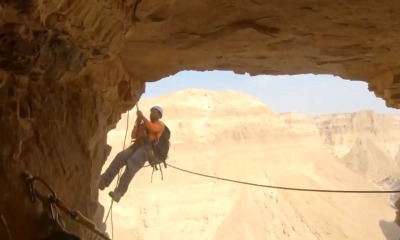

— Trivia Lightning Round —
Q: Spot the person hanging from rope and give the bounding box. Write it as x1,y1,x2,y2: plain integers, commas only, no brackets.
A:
99,106,165,202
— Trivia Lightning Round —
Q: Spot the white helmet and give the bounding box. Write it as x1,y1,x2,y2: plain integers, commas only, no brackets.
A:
151,106,163,117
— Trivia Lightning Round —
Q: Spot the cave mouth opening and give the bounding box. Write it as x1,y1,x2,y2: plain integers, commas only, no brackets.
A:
140,70,398,115
103,69,398,158
103,69,398,168
99,69,398,204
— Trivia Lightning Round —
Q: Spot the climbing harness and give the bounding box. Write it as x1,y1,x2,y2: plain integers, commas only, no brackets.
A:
166,164,400,194
0,211,13,240
147,145,165,183
22,172,111,240
150,162,164,183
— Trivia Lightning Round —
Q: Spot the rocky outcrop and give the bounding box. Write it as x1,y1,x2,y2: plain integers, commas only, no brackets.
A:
279,112,322,143
0,1,144,239
315,111,400,185
341,137,399,183
120,0,400,108
1,1,400,239
315,111,400,158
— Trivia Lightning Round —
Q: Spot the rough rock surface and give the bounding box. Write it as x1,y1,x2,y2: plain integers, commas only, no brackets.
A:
0,1,144,239
121,0,400,108
315,111,400,158
280,110,400,184
1,1,400,239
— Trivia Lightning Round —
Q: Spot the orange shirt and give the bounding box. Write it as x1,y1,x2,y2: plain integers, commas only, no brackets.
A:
131,120,164,143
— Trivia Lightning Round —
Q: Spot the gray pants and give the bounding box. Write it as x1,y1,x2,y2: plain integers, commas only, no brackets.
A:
101,144,151,196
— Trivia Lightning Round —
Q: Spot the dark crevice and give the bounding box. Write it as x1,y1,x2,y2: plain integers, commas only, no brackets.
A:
133,0,143,22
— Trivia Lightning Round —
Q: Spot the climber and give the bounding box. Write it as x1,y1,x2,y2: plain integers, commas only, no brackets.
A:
99,106,165,202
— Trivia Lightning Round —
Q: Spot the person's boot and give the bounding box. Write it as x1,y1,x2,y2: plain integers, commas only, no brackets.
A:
99,177,107,191
109,191,122,203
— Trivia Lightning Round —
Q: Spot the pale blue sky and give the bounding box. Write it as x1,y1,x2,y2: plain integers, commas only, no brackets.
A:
142,70,399,116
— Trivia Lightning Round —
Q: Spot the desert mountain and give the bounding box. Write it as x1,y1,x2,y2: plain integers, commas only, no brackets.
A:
278,109,400,184
100,89,400,240
341,137,398,183
315,111,400,159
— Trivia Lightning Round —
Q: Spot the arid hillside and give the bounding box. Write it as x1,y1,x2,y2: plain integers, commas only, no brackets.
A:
100,89,400,240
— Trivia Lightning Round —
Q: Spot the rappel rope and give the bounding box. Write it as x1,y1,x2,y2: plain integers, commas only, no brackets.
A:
0,211,12,240
166,164,400,194
22,173,111,240
104,104,134,239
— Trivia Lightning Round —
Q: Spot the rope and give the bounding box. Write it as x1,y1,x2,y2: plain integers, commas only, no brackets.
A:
26,175,57,203
110,206,115,240
0,211,13,240
167,164,400,194
104,103,135,239
23,173,110,240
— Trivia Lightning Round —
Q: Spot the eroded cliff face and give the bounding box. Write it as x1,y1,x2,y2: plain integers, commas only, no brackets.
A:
316,113,400,198
0,1,144,239
121,0,400,108
315,111,400,158
1,0,400,239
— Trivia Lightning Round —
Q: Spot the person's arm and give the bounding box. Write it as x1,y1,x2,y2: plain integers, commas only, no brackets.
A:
137,110,163,133
131,124,138,139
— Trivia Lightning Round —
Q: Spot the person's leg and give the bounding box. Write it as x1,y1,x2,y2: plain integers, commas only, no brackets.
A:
109,144,150,201
99,147,136,190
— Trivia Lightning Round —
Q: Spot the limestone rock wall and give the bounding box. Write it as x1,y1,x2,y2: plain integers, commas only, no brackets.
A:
120,0,400,108
0,1,143,239
315,111,400,158
314,111,400,183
